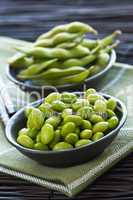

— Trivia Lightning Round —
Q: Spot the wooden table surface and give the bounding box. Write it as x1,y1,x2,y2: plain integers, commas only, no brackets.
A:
0,0,133,199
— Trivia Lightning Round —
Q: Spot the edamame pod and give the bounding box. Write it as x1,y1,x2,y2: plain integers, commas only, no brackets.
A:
81,39,98,49
96,52,110,67
20,66,85,80
35,32,81,47
91,30,121,54
38,22,97,40
17,59,57,77
22,44,90,60
9,53,33,69
62,54,96,67
49,69,90,85
89,65,101,76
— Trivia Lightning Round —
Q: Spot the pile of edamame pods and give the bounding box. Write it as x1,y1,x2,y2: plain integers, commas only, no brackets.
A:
17,88,119,151
9,22,121,86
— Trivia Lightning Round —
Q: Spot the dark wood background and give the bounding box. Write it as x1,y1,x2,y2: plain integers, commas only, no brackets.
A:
0,0,133,199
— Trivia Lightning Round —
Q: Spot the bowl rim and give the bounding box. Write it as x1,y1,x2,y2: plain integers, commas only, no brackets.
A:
6,50,116,91
5,92,127,155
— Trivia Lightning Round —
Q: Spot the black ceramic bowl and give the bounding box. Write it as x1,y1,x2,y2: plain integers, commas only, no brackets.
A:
6,50,116,95
5,92,127,167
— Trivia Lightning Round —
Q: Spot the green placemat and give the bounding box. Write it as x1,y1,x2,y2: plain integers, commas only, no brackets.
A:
0,37,133,197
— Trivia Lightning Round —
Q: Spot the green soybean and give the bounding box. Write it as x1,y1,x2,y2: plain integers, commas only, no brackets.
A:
92,132,104,141
61,92,77,104
27,108,44,130
45,116,61,128
36,132,41,142
93,121,108,133
80,129,92,139
94,99,107,113
77,106,93,119
39,103,53,118
45,92,61,104
107,98,117,110
62,108,73,118
25,106,33,118
61,122,76,138
108,116,119,129
53,142,73,151
75,139,92,148
49,130,61,149
75,127,80,135
34,143,48,150
86,88,96,96
52,100,67,112
64,115,82,126
90,114,104,123
87,93,103,104
18,128,29,136
27,128,38,139
72,99,90,111
17,135,34,149
65,133,79,145
41,124,54,144
106,109,116,118
82,120,92,129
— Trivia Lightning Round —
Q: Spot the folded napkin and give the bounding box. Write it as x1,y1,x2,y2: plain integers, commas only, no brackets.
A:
0,37,133,197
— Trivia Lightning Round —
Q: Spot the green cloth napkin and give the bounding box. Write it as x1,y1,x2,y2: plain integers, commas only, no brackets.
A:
0,37,133,197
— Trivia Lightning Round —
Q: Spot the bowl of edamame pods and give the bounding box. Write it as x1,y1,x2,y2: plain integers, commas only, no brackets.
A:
6,88,127,167
7,22,121,94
